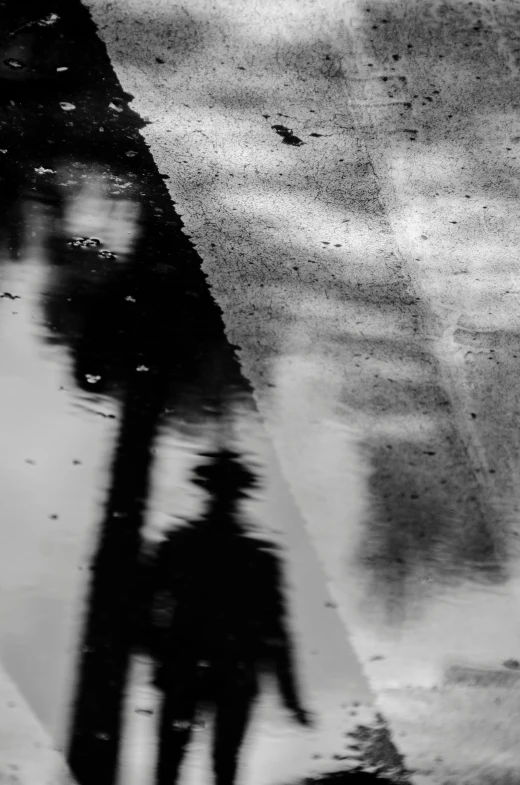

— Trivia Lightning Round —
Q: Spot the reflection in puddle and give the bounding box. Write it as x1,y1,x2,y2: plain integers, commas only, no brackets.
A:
0,177,383,785
0,11,390,779
139,450,311,785
3,1,520,782
60,172,141,260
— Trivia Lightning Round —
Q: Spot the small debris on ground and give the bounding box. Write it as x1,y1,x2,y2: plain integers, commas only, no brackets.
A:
271,124,304,146
4,59,24,69
68,237,101,248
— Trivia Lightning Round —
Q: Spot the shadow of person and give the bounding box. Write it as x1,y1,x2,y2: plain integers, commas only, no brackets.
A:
140,449,312,785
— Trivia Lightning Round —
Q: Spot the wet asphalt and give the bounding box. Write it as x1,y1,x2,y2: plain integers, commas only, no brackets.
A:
0,2,407,785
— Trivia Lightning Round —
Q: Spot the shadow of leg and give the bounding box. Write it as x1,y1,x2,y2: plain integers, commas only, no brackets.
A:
156,670,198,785
212,670,257,785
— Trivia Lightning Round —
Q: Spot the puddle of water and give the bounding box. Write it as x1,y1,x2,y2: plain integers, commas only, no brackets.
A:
0,5,386,780
0,181,382,785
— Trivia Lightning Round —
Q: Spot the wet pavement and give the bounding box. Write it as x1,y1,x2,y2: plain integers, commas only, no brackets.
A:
0,2,406,784
2,0,520,784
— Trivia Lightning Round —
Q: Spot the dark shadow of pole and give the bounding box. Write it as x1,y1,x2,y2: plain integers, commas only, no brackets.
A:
67,367,170,785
